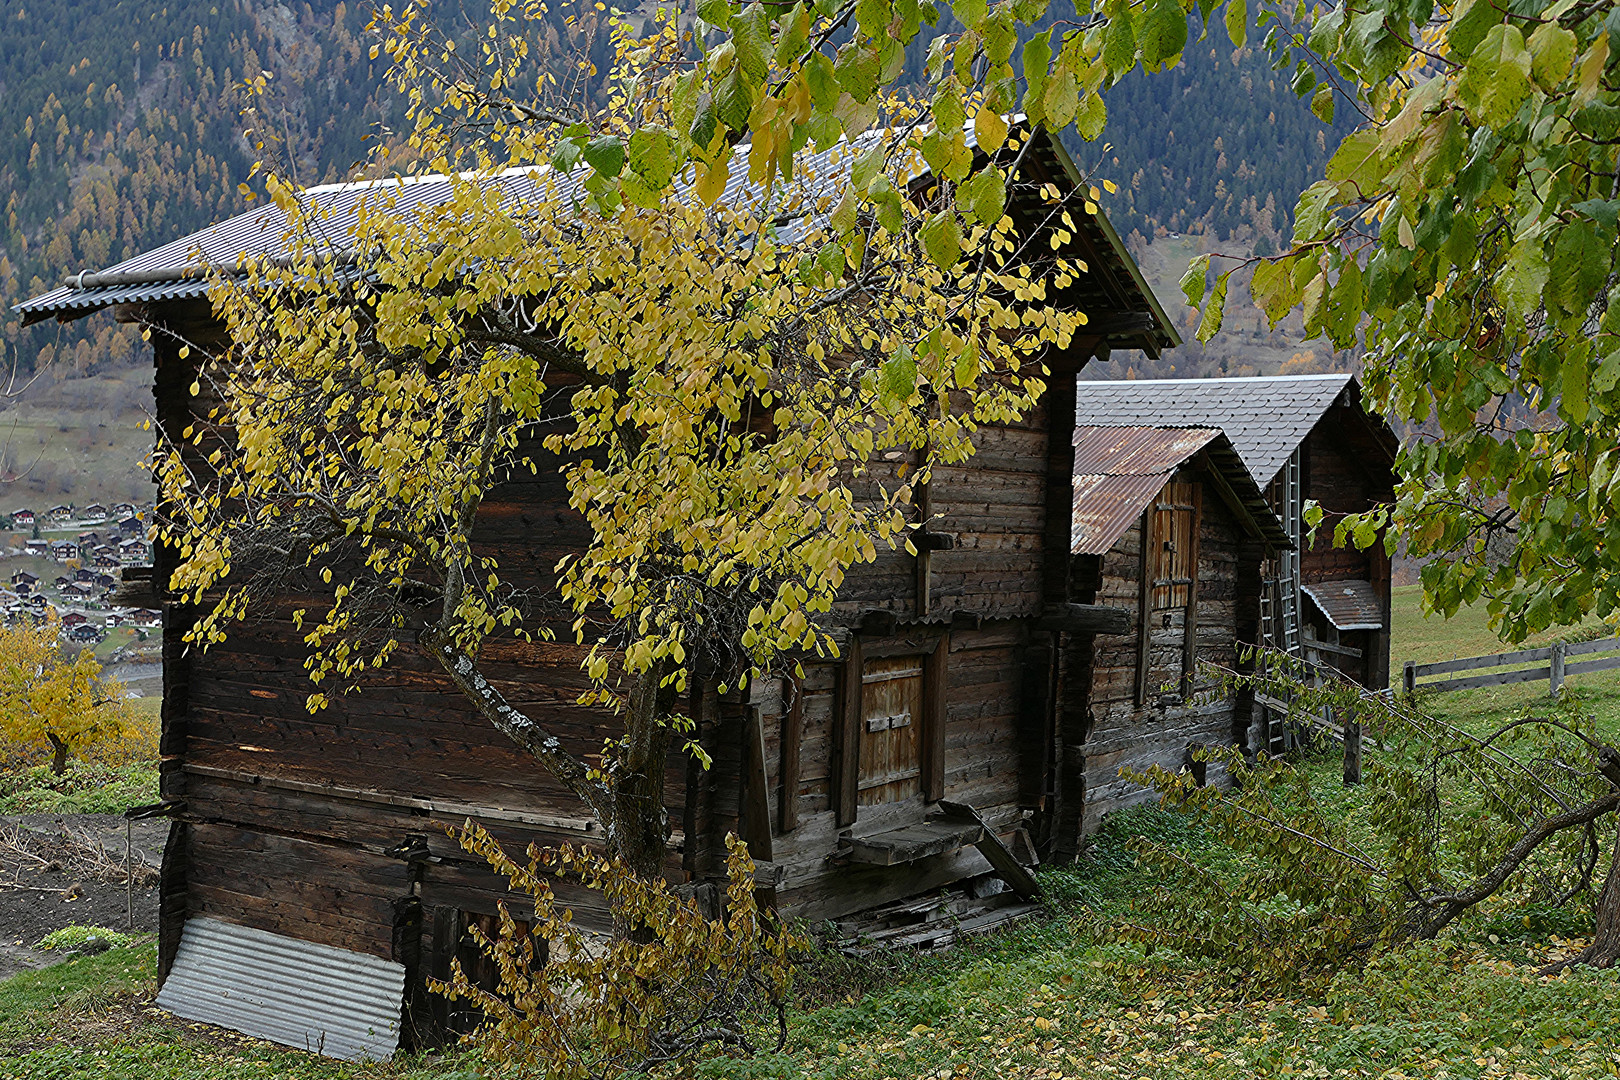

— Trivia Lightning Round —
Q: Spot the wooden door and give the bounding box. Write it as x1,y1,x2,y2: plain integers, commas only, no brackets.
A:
858,656,924,806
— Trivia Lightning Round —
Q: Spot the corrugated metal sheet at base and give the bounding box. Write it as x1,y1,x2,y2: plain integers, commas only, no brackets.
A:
1301,579,1384,631
156,917,405,1061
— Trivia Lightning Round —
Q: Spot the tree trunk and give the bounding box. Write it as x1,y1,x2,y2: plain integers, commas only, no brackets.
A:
46,732,68,776
607,662,674,884
1543,817,1620,973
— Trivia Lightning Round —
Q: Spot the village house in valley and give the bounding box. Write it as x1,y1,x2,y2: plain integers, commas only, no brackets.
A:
12,131,1321,1059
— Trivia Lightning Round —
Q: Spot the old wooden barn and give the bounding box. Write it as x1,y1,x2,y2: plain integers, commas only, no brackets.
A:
15,128,1224,1057
1073,374,1401,753
1046,425,1289,855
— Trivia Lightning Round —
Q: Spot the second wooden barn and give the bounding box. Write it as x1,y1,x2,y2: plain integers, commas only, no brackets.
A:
1047,425,1289,855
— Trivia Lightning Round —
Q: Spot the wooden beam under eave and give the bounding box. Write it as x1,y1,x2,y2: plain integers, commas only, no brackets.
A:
1037,603,1133,636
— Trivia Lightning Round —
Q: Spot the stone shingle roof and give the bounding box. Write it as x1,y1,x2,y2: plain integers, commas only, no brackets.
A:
1073,374,1356,487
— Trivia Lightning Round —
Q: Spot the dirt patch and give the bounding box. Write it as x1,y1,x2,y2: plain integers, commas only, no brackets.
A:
0,814,166,980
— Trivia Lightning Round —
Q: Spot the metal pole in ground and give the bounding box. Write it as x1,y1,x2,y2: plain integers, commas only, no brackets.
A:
126,816,133,931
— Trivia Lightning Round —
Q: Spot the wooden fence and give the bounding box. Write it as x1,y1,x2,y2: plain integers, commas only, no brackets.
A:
1402,635,1620,695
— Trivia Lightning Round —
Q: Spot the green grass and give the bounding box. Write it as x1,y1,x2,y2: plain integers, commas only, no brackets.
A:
0,809,1606,1080
0,761,159,814
1392,584,1620,741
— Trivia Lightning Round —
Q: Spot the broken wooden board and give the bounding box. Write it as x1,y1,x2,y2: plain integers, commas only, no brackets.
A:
846,820,984,867
936,800,1041,900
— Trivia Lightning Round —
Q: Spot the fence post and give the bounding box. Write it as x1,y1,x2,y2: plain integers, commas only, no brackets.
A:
1343,717,1362,786
1550,642,1566,696
1402,660,1416,695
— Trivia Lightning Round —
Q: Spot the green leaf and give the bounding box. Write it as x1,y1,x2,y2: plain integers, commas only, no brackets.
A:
851,145,885,193
1564,349,1591,423
1446,0,1499,62
628,127,680,189
855,0,890,35
1292,180,1336,242
1180,253,1209,308
830,188,858,234
698,0,732,29
880,340,919,403
1324,129,1387,192
1311,84,1335,124
1074,90,1106,141
871,181,905,233
1498,234,1549,321
1196,270,1231,343
1224,0,1246,49
953,0,988,29
981,8,1017,64
670,71,700,138
805,52,840,109
1249,258,1298,328
1139,0,1187,70
956,167,1007,226
551,137,583,173
1550,219,1608,319
1593,350,1620,395
836,41,881,102
1527,21,1577,90
817,242,846,281
1306,6,1343,56
581,136,625,178
920,210,963,268
1102,0,1137,77
1021,30,1053,126
715,67,757,131
1457,24,1532,129
933,83,967,136
732,2,772,81
775,2,811,68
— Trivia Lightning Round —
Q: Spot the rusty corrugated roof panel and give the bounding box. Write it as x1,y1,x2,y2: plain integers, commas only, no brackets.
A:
1072,424,1290,555
1071,472,1170,555
1302,579,1384,631
1071,425,1222,475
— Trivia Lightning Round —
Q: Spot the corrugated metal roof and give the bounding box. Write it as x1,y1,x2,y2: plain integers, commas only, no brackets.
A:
1302,579,1383,631
1073,374,1357,487
16,123,1174,353
156,917,405,1061
1071,424,1289,555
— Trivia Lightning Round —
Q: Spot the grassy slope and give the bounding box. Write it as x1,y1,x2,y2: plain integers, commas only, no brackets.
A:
1392,583,1620,741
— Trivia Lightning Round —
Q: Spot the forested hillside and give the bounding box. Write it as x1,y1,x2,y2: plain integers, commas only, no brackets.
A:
1,0,1349,388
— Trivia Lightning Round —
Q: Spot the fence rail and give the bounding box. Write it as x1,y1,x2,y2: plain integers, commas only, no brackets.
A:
1402,635,1620,695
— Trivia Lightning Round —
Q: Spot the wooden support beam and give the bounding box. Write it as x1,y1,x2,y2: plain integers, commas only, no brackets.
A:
1135,508,1153,708
743,706,775,862
834,637,864,827
923,633,949,802
778,674,802,833
1037,603,1132,635
937,801,1041,900
1181,484,1203,699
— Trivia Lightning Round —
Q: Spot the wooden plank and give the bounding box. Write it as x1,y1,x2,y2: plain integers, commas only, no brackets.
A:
1415,646,1555,677
1037,603,1132,634
834,638,863,827
1565,654,1620,677
181,763,599,832
936,800,1040,900
778,675,803,833
1181,483,1202,698
1564,636,1620,658
846,820,983,866
923,634,949,803
743,706,775,862
1421,665,1551,693
1305,638,1363,659
1135,508,1152,708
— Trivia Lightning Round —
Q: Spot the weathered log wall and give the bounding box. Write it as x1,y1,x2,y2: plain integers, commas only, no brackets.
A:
1076,469,1250,831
